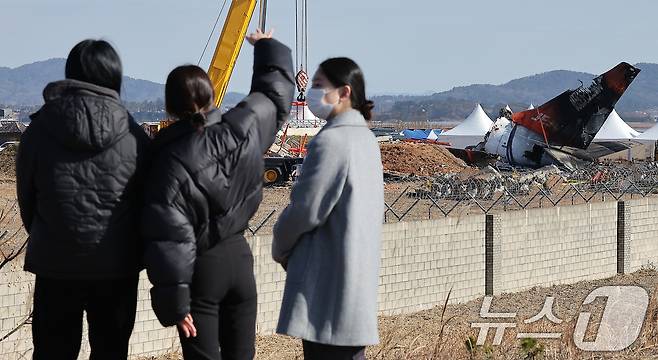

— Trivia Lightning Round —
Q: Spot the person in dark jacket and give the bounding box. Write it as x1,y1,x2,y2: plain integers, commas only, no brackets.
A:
16,39,150,359
141,30,294,360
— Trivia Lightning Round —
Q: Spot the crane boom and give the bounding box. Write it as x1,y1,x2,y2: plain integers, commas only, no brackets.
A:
200,0,312,185
207,0,259,107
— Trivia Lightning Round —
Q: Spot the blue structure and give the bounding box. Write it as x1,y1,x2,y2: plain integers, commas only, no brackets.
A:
401,129,442,140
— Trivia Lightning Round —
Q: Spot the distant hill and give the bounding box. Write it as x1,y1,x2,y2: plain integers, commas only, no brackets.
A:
0,58,245,106
617,63,658,111
0,58,163,104
427,63,658,113
0,59,68,105
374,62,658,121
4,59,658,121
430,69,596,106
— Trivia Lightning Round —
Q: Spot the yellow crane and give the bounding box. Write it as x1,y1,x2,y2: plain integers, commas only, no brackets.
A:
204,0,310,185
159,0,310,186
206,0,310,107
207,0,266,107
159,0,265,130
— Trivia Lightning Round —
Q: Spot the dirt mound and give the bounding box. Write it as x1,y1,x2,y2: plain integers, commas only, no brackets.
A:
380,142,467,176
0,145,17,179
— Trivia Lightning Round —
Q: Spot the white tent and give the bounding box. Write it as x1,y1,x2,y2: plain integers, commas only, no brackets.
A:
287,104,326,129
290,104,320,122
631,123,658,161
527,103,535,110
636,123,658,140
442,104,493,136
593,110,640,141
437,104,493,148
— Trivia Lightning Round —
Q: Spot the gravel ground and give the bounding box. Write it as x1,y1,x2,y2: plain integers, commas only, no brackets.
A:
0,145,17,181
380,142,467,176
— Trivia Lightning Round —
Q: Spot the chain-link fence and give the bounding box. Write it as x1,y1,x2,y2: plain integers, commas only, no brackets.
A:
248,163,658,235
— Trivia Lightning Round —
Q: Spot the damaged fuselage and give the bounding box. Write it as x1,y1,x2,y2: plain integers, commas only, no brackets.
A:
474,62,640,168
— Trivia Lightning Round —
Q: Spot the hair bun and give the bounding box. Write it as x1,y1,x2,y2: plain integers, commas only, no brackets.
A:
360,100,375,121
189,112,207,127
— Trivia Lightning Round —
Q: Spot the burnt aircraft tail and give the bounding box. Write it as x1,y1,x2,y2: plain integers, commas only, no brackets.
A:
511,62,640,149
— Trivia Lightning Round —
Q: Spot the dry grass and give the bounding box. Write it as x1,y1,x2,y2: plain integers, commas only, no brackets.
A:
363,269,658,360
147,269,658,360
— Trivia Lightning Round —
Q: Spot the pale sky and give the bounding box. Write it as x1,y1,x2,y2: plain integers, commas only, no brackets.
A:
3,0,658,95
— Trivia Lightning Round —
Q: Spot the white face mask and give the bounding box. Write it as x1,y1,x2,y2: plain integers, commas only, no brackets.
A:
306,87,338,120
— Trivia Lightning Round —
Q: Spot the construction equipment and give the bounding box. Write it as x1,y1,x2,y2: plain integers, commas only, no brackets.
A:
141,120,176,138
154,0,261,134
207,0,262,107
263,157,304,185
199,0,312,185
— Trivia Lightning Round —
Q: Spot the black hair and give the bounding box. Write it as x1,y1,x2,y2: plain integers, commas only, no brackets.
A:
165,65,214,127
319,57,374,120
65,39,123,94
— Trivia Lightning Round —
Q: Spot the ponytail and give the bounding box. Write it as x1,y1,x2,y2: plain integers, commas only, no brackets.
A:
360,100,375,121
165,65,214,127
187,111,207,128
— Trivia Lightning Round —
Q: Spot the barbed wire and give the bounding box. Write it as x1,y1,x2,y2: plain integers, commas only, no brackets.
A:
248,163,658,235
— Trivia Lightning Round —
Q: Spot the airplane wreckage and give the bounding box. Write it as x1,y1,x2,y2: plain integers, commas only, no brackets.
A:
450,62,641,170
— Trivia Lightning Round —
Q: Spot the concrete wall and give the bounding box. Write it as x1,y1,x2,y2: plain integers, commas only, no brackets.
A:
0,199,657,358
0,260,178,360
0,260,32,358
250,234,287,335
0,217,486,359
251,216,486,333
377,217,485,315
492,202,618,294
625,196,658,271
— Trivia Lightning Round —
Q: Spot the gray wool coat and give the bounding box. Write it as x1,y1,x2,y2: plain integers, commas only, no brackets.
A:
272,109,384,346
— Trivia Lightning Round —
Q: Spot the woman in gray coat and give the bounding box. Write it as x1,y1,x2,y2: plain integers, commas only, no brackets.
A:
272,57,384,359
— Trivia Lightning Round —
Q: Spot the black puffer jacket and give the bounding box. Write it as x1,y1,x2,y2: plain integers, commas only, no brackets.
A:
17,79,150,279
142,38,294,326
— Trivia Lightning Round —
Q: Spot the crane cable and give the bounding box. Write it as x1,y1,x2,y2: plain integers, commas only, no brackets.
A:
304,0,308,75
199,0,308,79
294,0,309,100
198,0,230,66
295,0,298,71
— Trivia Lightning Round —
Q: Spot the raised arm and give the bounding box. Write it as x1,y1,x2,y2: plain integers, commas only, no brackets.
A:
224,36,294,153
